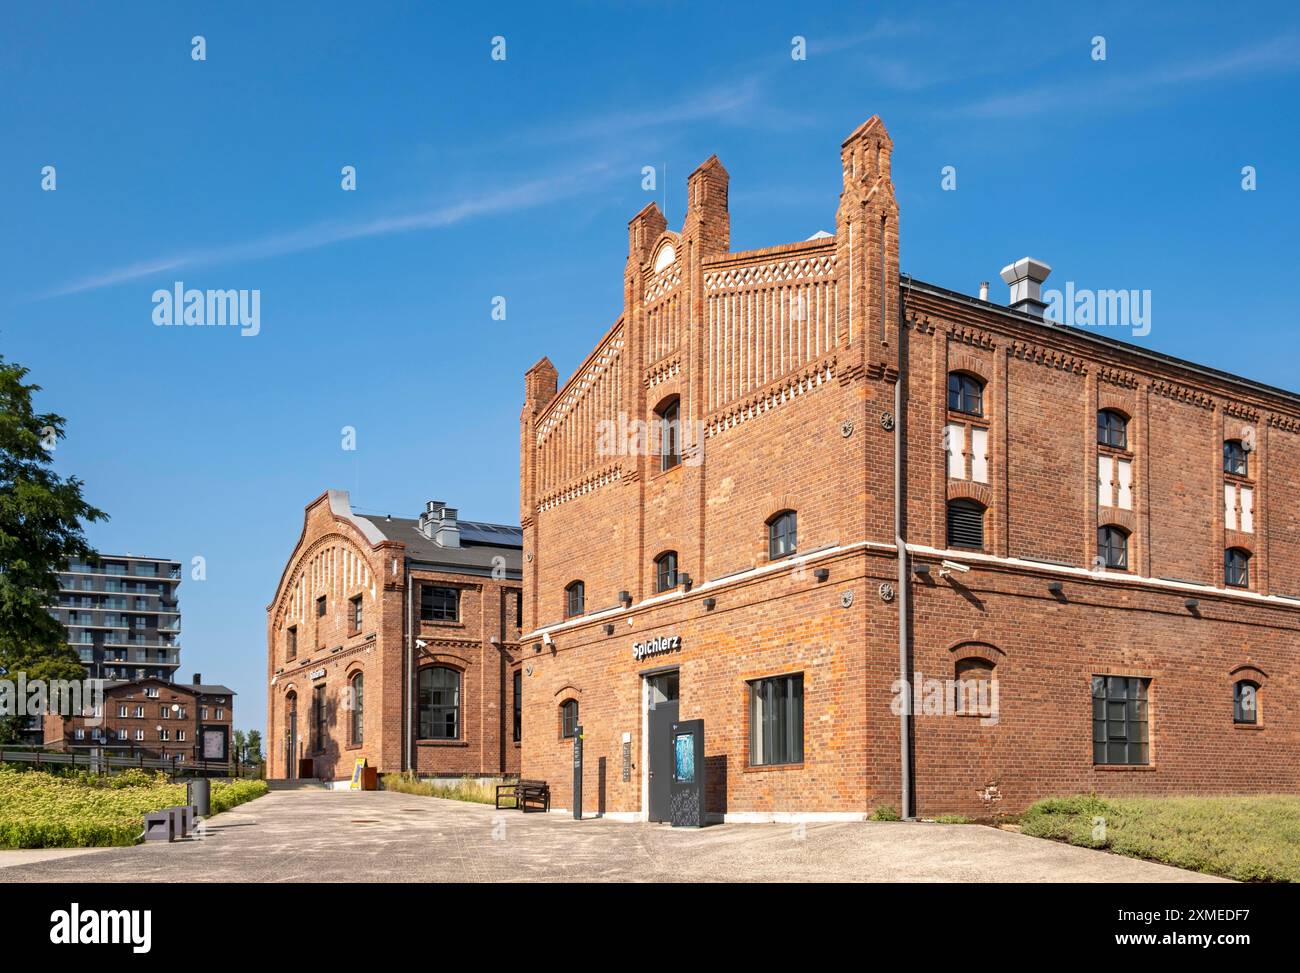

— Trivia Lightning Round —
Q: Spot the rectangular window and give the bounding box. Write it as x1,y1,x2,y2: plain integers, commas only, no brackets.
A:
287,626,297,660
216,708,224,720
118,705,128,718
1225,483,1237,530
177,730,186,742
134,729,144,742
117,729,127,741
74,728,85,740
145,687,159,698
970,427,989,484
134,706,144,718
420,585,460,622
749,674,804,767
201,706,208,720
1241,486,1254,533
159,729,170,741
513,669,522,743
316,596,326,618
349,595,363,633
160,706,168,718
1091,675,1149,766
514,589,523,629
1115,459,1132,510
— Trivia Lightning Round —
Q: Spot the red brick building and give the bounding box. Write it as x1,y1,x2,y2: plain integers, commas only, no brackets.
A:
518,115,1300,821
265,491,523,785
44,675,235,769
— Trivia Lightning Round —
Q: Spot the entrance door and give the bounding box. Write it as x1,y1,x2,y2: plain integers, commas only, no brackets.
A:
646,671,680,822
286,694,298,780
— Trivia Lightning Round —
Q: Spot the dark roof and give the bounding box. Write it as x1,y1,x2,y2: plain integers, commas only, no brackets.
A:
905,276,1300,407
357,515,523,578
102,678,236,696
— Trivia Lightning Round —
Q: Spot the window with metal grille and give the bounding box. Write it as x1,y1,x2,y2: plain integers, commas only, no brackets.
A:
417,666,460,740
1223,439,1248,476
420,585,459,622
655,551,678,592
1225,547,1250,588
1097,409,1128,449
1092,675,1149,765
560,698,579,738
947,372,984,416
1234,680,1258,725
1098,525,1129,569
749,674,803,766
565,581,584,618
946,499,985,549
767,510,797,559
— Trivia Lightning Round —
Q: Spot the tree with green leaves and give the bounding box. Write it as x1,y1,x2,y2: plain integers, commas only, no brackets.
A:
0,355,108,741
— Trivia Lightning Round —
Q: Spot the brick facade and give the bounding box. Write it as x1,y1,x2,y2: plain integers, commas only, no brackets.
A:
44,676,234,769
265,491,523,783
519,115,1300,821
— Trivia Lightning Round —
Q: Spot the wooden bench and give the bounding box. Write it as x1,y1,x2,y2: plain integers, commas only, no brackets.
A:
496,779,550,813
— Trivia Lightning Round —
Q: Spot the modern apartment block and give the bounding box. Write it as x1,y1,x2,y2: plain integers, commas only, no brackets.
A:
517,114,1300,822
52,555,183,681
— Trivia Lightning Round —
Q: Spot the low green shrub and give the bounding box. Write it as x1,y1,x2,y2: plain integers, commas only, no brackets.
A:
381,771,498,804
869,805,900,822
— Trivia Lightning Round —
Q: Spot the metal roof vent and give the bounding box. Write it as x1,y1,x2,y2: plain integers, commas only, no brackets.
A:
999,257,1052,317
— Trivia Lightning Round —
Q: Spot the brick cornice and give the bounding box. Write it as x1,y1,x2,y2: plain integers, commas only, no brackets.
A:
1148,379,1215,410
1007,340,1088,375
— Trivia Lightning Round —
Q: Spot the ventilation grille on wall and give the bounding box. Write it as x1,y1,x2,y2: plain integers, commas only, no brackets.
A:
946,500,986,550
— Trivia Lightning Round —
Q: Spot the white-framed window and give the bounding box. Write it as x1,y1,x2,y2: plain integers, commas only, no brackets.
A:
118,705,128,718
216,708,225,720
117,728,128,741
134,729,144,741
1225,483,1254,533
159,729,170,741
133,706,144,718
74,728,85,740
201,707,209,720
1097,455,1134,510
177,730,186,742
145,687,159,698
945,423,989,484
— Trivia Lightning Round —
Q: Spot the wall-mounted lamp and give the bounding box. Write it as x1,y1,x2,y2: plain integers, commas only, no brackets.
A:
602,623,615,636
702,597,716,611
679,572,692,591
813,567,830,582
1047,581,1064,594
1184,598,1200,611
489,635,501,646
618,590,632,607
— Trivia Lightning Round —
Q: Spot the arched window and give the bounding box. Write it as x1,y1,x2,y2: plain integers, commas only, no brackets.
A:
1098,525,1129,569
1225,548,1250,588
767,510,797,559
348,672,364,745
1097,410,1128,450
560,698,579,738
946,499,985,550
947,372,984,417
417,666,460,740
1233,680,1259,725
656,396,681,471
655,551,678,592
1224,439,1248,476
564,580,585,618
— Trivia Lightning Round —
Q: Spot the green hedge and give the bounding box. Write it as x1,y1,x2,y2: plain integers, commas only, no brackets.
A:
0,764,267,849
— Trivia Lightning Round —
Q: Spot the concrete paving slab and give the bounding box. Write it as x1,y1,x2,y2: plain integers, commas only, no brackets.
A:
0,790,1229,883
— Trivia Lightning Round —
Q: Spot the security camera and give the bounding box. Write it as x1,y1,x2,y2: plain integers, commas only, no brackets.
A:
415,639,428,649
939,559,970,578
542,631,554,647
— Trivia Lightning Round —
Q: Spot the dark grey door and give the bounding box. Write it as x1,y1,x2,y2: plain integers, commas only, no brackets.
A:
646,671,680,822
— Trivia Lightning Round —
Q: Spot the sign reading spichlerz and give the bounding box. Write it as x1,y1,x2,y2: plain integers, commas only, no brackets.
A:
632,634,681,661
309,667,327,680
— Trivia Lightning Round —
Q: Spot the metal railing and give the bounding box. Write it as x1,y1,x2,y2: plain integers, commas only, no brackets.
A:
0,745,257,779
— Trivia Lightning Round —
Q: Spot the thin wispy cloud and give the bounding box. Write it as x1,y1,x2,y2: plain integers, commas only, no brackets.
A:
957,33,1300,119
41,163,617,299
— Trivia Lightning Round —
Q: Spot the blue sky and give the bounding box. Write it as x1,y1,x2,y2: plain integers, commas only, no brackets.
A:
3,2,1297,736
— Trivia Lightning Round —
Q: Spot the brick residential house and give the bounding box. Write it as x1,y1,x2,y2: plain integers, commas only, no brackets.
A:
517,114,1300,821
43,674,235,769
265,491,523,784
